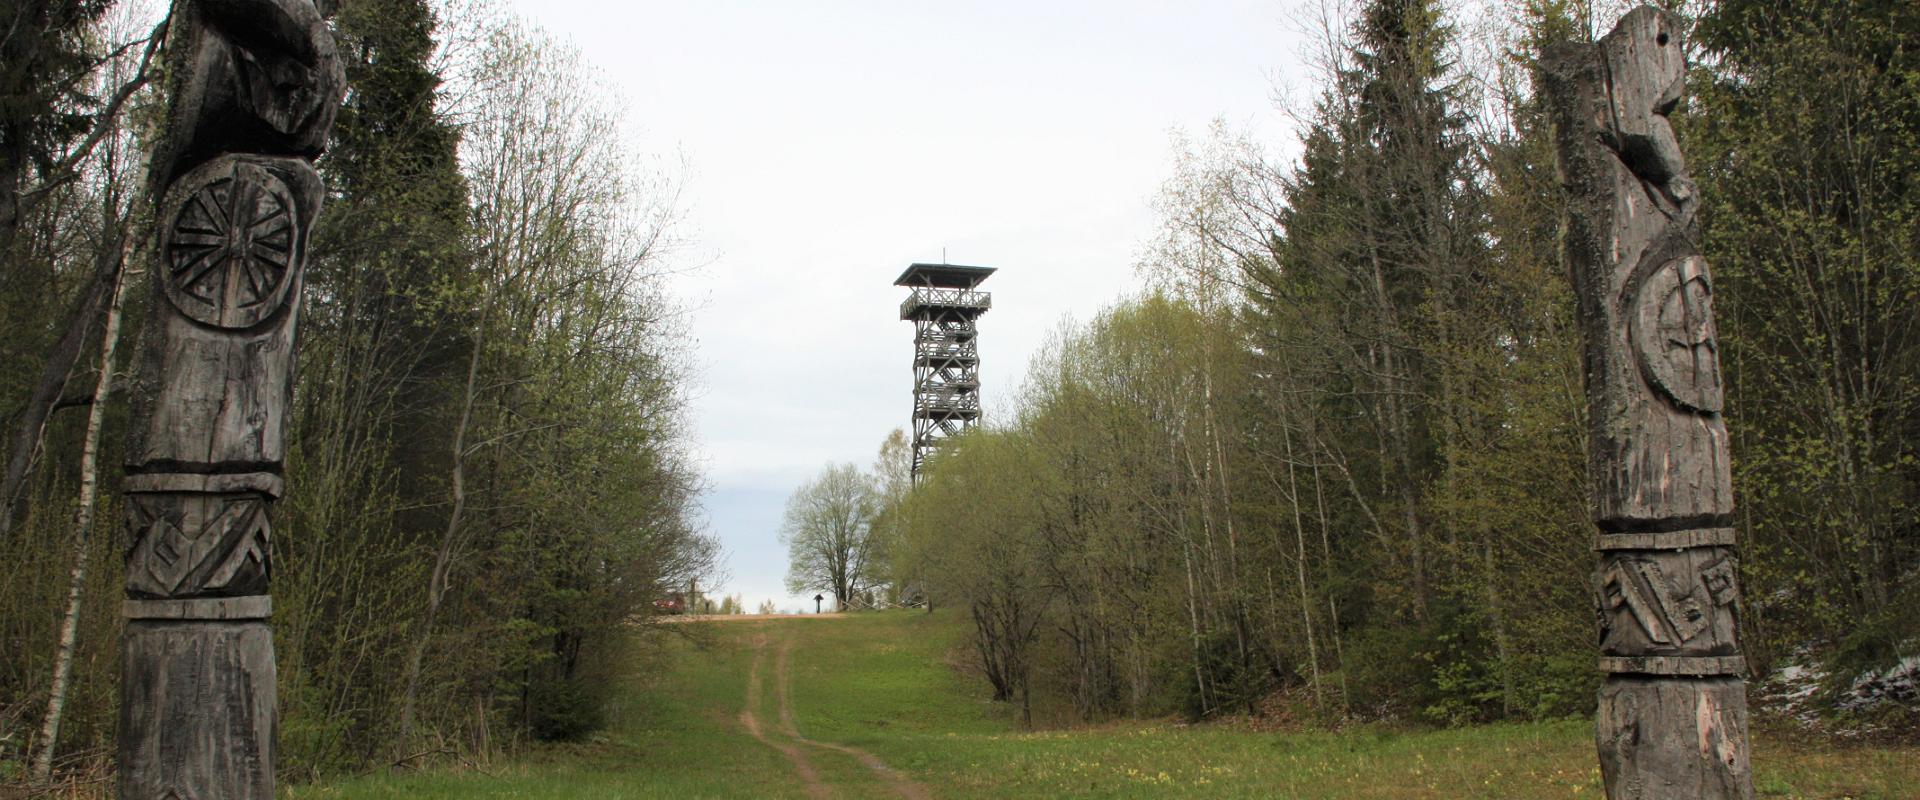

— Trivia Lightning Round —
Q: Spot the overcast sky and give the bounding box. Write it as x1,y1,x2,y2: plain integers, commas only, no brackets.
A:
499,0,1314,612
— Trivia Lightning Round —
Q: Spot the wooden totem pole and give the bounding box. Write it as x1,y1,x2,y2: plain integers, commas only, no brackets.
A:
119,1,341,796
1543,7,1753,799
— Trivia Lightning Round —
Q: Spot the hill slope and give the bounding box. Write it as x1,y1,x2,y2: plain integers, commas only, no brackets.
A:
297,611,1919,799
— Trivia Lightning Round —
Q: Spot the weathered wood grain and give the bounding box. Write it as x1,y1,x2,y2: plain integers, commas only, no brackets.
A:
119,1,341,797
1544,6,1755,799
119,622,275,799
1598,678,1752,799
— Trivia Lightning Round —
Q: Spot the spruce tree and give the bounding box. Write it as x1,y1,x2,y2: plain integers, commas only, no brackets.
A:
0,0,114,263
1241,0,1490,716
281,0,473,762
1691,0,1920,675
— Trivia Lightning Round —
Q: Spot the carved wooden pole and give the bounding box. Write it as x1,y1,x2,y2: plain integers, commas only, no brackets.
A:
119,1,341,796
1543,7,1754,799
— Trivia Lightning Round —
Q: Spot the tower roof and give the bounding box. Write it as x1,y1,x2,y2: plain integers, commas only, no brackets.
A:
894,263,996,289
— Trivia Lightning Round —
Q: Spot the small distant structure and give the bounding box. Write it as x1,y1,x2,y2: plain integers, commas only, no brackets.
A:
653,579,708,615
896,262,995,480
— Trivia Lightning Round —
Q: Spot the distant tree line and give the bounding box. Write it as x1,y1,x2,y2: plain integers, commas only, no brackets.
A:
895,0,1919,729
0,0,715,782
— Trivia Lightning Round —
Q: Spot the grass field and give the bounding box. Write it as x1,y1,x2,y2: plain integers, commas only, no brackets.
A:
293,611,1920,799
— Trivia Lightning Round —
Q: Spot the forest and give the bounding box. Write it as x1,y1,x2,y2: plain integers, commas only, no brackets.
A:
0,0,1915,792
1,0,716,784
888,0,1920,731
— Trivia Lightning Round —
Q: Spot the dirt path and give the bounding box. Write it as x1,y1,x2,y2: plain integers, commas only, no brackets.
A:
740,634,831,800
774,636,933,800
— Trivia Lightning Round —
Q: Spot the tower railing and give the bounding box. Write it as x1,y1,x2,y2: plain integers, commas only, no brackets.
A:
900,288,991,319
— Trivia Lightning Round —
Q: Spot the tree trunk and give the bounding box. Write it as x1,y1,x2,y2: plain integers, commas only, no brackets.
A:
1281,421,1322,703
1484,541,1517,716
1180,535,1209,716
31,231,132,784
399,301,486,747
0,240,120,540
0,155,20,265
1308,410,1350,712
1544,8,1754,798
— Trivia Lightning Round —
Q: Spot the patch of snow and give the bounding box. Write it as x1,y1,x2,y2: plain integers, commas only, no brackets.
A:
1756,651,1828,727
1837,655,1920,714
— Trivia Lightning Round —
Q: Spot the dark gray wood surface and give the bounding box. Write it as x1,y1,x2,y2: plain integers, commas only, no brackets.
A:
119,1,341,796
1543,7,1755,799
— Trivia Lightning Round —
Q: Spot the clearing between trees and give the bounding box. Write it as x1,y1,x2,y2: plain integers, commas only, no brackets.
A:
294,612,1918,799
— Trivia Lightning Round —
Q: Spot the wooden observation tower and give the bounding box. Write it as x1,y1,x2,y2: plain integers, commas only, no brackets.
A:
896,263,995,479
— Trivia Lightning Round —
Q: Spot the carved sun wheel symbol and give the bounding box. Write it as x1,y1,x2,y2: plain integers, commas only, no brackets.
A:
1630,255,1723,414
162,159,300,329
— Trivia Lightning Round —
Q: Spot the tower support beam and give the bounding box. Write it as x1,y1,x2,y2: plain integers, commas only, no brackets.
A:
895,263,995,479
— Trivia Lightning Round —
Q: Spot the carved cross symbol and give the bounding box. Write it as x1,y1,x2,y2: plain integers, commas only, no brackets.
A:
162,160,299,329
1658,270,1714,351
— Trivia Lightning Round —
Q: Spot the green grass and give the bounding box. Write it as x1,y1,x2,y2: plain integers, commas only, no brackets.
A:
293,612,1920,799
290,620,801,799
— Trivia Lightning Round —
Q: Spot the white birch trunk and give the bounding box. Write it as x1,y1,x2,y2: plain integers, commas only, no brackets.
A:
32,236,133,784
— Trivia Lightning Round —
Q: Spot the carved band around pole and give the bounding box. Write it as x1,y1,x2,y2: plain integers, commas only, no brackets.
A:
119,1,341,797
1594,528,1737,551
1598,656,1747,676
124,596,274,620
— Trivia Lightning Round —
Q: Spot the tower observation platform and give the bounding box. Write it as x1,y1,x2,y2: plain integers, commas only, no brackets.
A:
896,262,995,479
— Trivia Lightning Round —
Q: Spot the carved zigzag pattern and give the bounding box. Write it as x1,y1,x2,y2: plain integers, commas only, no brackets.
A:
127,494,270,598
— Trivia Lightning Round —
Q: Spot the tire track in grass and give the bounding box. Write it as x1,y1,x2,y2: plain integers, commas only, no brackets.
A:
741,632,832,799
775,635,933,800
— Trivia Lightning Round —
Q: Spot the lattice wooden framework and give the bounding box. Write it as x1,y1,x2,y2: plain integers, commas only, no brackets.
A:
896,263,994,479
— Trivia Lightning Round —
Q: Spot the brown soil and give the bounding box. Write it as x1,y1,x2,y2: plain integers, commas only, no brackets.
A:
774,637,933,800
739,633,831,799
